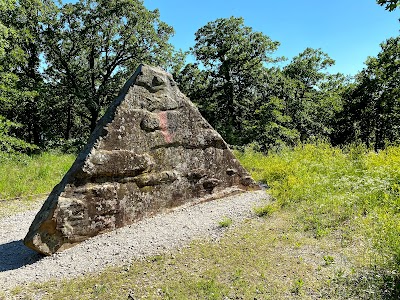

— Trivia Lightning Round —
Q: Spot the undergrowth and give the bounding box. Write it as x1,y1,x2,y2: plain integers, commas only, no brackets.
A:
218,217,233,228
237,142,400,282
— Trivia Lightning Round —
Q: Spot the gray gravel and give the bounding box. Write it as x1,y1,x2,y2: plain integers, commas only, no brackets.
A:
0,190,267,291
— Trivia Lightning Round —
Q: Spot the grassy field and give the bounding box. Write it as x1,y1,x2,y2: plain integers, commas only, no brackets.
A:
1,143,400,299
0,152,75,217
0,152,75,200
238,143,400,268
238,142,400,298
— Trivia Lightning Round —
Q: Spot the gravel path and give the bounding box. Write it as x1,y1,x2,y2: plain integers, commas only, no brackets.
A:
0,190,267,291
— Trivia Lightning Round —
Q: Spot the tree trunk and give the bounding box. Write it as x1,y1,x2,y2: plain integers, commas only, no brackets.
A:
89,108,99,133
29,96,41,146
64,97,73,140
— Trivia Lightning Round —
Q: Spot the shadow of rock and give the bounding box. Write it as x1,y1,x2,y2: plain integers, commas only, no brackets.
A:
0,240,43,272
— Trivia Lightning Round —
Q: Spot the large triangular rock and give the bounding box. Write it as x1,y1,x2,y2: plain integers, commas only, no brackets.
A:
24,65,259,255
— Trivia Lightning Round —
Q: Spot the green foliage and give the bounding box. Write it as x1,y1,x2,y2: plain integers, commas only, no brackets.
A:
0,0,44,150
291,278,304,295
178,25,398,153
284,47,335,89
238,142,400,273
1,0,178,148
8,143,400,299
1,2,396,153
0,0,16,10
323,255,335,266
186,17,282,146
339,36,400,151
377,0,399,11
0,116,37,154
253,202,277,217
283,48,346,141
0,0,58,146
177,18,348,150
193,17,280,68
0,151,74,199
218,217,233,228
244,68,300,150
44,0,176,135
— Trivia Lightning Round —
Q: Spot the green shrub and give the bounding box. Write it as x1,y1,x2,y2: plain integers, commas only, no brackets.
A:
323,255,335,266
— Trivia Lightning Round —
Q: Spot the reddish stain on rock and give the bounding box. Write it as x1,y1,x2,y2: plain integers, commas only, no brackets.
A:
159,111,173,143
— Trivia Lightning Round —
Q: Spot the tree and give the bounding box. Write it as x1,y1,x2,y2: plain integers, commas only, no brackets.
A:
330,82,360,146
0,0,40,153
244,68,300,150
283,48,344,141
284,48,335,90
341,36,400,150
376,0,399,11
190,16,280,145
44,0,175,136
175,63,211,113
0,0,58,146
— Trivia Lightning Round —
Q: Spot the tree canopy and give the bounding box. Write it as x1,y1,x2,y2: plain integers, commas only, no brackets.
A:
0,0,178,151
0,1,398,154
337,36,400,150
44,0,175,137
0,0,44,153
188,17,281,145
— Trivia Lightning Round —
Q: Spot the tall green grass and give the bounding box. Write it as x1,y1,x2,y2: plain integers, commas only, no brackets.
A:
0,152,75,200
236,142,400,273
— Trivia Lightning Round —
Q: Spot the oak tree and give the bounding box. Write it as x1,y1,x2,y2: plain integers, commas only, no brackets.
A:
44,0,175,136
190,16,280,145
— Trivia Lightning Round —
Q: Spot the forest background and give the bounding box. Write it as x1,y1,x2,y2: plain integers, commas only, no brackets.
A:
0,0,398,156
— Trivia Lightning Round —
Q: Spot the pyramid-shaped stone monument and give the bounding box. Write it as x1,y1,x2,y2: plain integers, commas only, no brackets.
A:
24,65,259,255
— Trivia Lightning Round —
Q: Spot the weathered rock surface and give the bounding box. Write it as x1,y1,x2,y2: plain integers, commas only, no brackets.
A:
24,64,259,255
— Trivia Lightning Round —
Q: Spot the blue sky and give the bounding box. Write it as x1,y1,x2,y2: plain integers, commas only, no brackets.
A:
63,0,399,76
143,0,399,75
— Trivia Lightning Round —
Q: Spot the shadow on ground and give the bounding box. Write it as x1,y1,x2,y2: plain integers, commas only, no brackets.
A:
0,240,43,272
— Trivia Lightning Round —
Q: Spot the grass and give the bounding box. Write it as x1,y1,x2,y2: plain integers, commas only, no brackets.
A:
8,212,375,299
236,142,400,275
0,151,75,217
3,142,400,299
0,152,75,200
323,255,335,266
218,217,233,228
253,202,278,217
